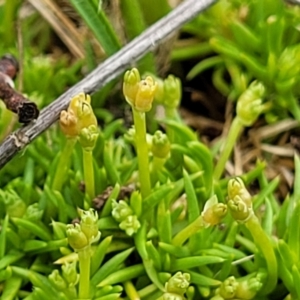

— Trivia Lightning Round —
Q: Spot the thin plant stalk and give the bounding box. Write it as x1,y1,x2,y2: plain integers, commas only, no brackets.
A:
245,214,277,295
213,117,243,180
133,109,151,199
83,149,95,204
172,215,204,247
78,249,91,299
52,138,76,191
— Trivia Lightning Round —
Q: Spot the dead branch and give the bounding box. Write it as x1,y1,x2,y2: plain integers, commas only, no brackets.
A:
0,0,216,168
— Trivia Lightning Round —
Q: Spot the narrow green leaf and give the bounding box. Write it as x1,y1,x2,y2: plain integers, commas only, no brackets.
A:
69,0,121,56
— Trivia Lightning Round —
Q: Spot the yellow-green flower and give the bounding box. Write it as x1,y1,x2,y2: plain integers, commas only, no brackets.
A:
228,178,252,209
227,178,253,223
160,272,190,300
49,270,67,291
66,223,89,251
79,209,99,242
123,68,157,112
236,81,265,126
201,195,227,227
119,215,141,236
163,75,181,109
135,76,157,112
60,93,98,138
60,110,78,137
123,68,141,106
151,130,171,159
79,125,99,151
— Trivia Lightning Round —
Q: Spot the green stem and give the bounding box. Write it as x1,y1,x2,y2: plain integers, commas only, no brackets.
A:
172,215,204,247
52,138,76,191
78,248,91,299
213,117,243,180
133,109,151,199
245,215,277,295
83,150,95,204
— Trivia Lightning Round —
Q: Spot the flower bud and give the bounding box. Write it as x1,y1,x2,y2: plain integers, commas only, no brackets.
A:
235,274,263,299
151,130,171,159
123,68,141,106
123,69,157,113
163,75,181,109
73,93,97,130
62,261,79,286
201,195,227,227
112,200,133,222
165,272,190,295
60,93,98,138
236,81,265,126
66,223,89,251
79,209,99,242
153,76,165,104
60,110,78,137
78,125,99,151
227,196,253,223
277,45,300,81
227,178,252,208
119,215,141,236
0,189,26,217
135,76,157,112
49,270,67,291
218,276,238,298
24,203,43,221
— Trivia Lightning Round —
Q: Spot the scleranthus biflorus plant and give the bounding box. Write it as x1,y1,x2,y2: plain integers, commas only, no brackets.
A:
1,0,300,299
0,67,298,299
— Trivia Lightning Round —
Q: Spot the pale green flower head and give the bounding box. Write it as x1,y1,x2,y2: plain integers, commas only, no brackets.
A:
78,125,99,151
49,269,67,291
227,196,253,223
66,223,89,251
62,261,79,286
236,81,265,126
151,130,171,159
112,199,133,222
227,177,252,208
163,75,182,109
235,273,263,299
119,215,141,236
79,209,100,242
217,276,238,299
123,68,141,106
201,195,227,227
165,272,190,295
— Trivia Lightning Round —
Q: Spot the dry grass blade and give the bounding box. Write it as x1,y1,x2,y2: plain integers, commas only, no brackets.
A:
27,0,85,59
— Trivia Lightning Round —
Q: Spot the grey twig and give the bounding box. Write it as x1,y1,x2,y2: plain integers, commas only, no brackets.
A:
0,0,216,168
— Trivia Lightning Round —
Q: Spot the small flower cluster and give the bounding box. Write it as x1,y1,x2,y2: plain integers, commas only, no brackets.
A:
49,261,79,298
123,68,157,113
201,195,227,228
151,130,171,159
66,209,100,252
159,272,190,300
227,177,253,223
112,198,141,236
60,92,99,151
236,81,265,126
212,274,263,300
154,74,181,109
